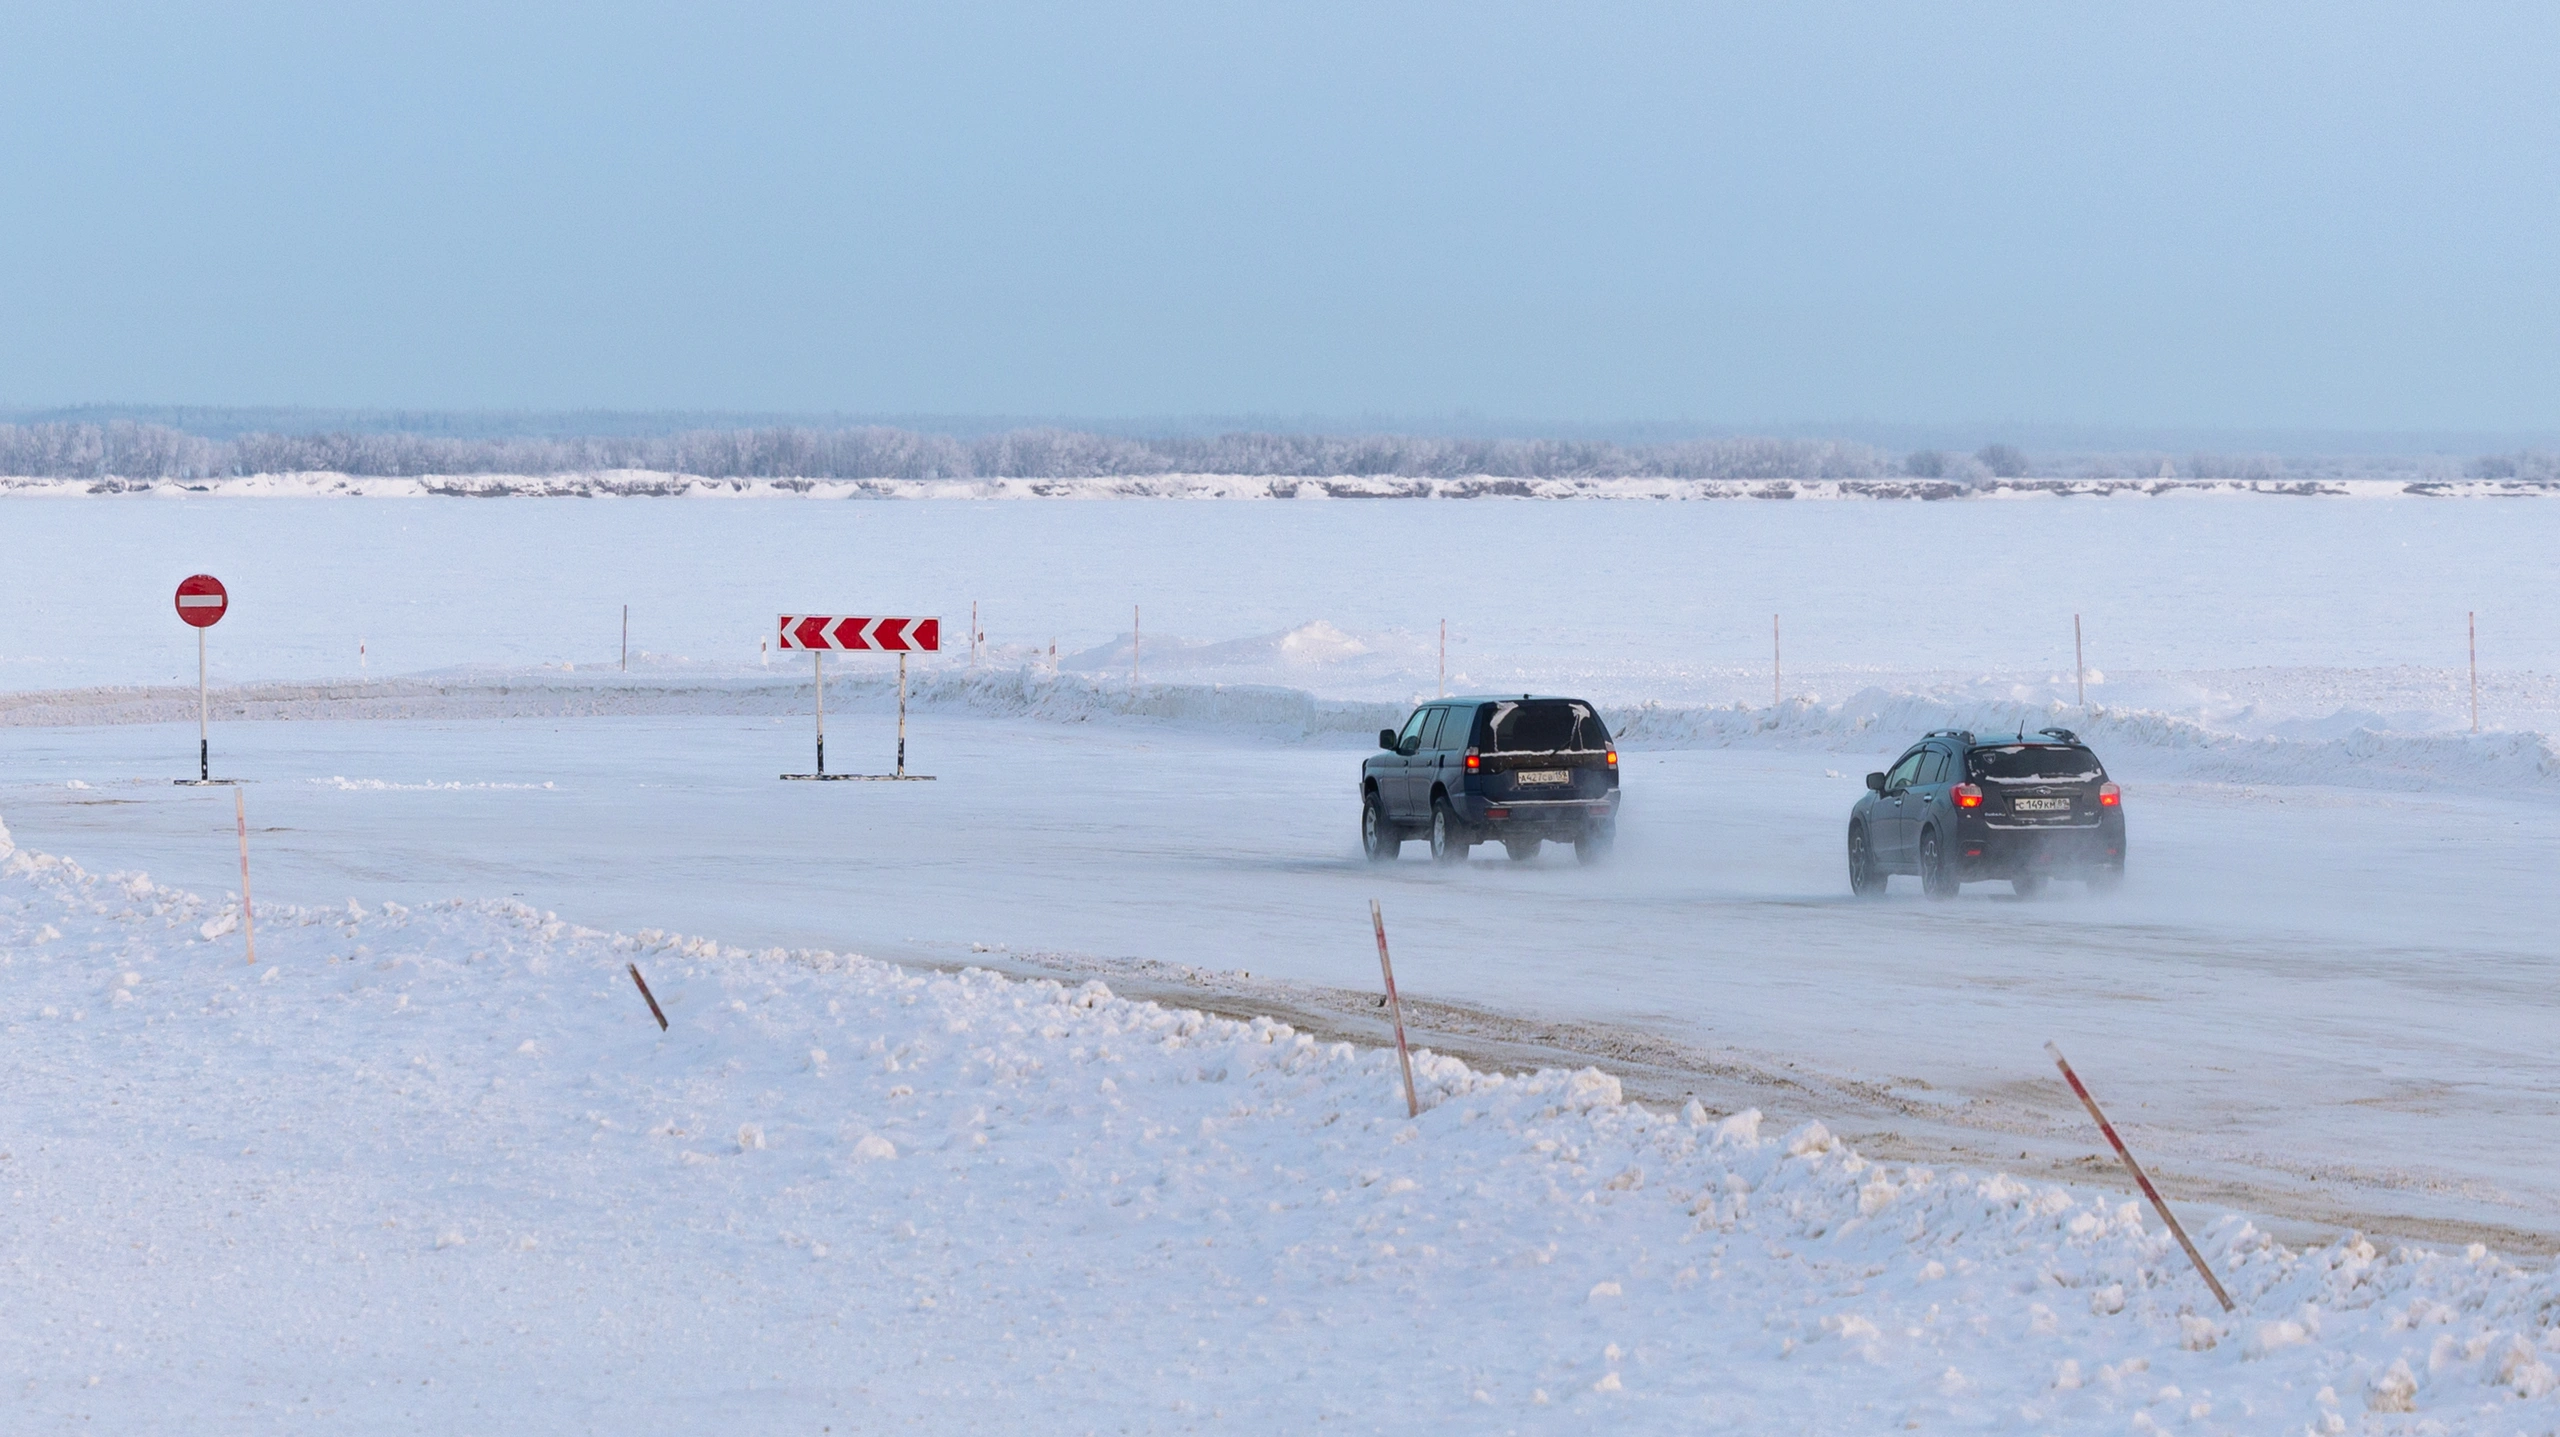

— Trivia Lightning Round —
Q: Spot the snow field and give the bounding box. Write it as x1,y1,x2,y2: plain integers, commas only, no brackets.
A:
8,816,2560,1432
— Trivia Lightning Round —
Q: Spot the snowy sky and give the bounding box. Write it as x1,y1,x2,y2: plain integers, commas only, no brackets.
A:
4,2,2556,431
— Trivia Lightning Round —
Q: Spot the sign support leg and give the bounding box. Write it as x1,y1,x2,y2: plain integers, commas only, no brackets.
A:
814,649,826,775
896,653,908,777
198,627,210,781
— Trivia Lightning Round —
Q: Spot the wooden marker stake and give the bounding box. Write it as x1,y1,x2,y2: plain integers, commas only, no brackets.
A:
234,788,258,965
1370,900,1421,1119
2075,613,2086,711
628,963,669,1030
2045,1040,2232,1311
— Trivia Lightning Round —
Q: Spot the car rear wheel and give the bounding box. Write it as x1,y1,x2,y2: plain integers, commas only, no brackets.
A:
1574,818,1615,866
1429,797,1471,865
2012,874,2048,899
1918,829,1959,900
1502,838,1539,862
1847,822,1885,897
1361,788,1400,863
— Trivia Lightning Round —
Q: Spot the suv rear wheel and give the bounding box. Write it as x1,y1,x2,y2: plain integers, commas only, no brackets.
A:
1918,829,1959,900
1429,797,1471,865
1361,788,1399,863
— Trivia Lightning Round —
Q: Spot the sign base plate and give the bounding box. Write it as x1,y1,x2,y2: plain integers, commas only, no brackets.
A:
780,773,937,782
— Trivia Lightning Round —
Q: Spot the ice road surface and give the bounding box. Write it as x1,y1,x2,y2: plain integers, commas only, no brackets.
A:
11,814,2560,1435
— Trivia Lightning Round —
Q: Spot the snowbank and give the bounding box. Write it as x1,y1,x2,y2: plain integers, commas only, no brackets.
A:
10,662,2556,796
4,821,2558,1429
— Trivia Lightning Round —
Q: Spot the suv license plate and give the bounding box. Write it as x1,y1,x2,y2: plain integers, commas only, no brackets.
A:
2012,797,2072,813
1516,770,1571,786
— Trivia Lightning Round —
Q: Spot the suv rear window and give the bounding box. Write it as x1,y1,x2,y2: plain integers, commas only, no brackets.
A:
1480,700,1610,753
1968,745,2102,782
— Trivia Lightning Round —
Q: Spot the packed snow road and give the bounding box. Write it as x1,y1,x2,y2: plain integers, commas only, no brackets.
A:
8,709,2557,1252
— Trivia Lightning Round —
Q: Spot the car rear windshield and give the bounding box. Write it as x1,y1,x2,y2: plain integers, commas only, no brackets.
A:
1967,744,2102,782
1480,700,1610,753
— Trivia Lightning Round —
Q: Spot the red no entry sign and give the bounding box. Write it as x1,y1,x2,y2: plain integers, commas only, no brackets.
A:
777,615,939,652
175,574,229,628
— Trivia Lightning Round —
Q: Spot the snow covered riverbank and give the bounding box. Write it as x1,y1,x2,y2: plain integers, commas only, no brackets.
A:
7,813,2559,1433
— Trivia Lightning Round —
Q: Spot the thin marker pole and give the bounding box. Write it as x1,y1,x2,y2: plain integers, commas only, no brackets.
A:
814,649,826,775
2045,1041,2232,1312
1370,900,1421,1119
234,789,257,965
896,652,908,777
2469,612,2479,733
198,627,210,782
2075,614,2086,712
627,963,669,1030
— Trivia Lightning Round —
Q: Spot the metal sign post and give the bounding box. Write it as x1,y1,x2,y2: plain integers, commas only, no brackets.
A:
173,574,236,786
777,614,940,781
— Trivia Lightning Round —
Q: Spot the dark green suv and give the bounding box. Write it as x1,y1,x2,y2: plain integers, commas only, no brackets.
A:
1360,696,1619,864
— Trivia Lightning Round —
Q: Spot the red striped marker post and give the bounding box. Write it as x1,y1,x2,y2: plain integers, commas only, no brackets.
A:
1370,900,1420,1119
2046,1040,2233,1312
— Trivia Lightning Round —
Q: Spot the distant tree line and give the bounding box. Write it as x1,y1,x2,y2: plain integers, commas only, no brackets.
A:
0,418,2542,484
0,421,1901,481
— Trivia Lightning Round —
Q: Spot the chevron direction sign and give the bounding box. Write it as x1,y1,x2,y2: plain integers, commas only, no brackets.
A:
777,615,941,652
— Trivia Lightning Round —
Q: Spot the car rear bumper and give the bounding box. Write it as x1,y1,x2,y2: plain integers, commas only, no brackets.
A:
1955,820,2123,877
1453,794,1617,833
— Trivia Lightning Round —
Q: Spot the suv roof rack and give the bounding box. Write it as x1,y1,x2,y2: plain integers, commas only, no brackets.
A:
2038,726,2080,743
1923,728,1975,744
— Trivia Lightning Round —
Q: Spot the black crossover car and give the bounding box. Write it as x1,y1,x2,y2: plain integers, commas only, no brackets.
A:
1847,727,2124,898
1361,695,1620,864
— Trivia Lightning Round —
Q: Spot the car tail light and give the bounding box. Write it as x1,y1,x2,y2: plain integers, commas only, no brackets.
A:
1465,750,1480,771
1951,783,1983,809
1605,750,1617,767
1486,807,1510,819
2099,782,2121,808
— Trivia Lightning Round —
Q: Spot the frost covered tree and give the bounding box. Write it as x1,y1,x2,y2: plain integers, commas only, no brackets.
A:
1974,443,2029,479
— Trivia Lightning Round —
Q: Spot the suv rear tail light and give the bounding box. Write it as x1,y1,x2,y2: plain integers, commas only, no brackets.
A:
1605,749,1617,767
1951,783,1983,809
1464,750,1480,771
2099,782,2121,808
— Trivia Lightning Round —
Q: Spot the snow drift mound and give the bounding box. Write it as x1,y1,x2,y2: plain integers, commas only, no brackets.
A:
1610,688,2560,793
7,660,2554,794
6,818,2560,1429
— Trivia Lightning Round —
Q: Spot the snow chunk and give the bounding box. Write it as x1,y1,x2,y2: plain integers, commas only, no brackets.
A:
2367,1359,2417,1413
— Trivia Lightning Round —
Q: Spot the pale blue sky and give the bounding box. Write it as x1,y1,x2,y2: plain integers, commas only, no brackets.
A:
3,2,2554,431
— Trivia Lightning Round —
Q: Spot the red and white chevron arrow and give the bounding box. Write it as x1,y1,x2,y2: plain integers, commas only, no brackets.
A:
776,615,942,652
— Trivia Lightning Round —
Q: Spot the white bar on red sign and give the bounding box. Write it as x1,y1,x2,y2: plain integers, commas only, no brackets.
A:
178,595,226,608
776,615,941,652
